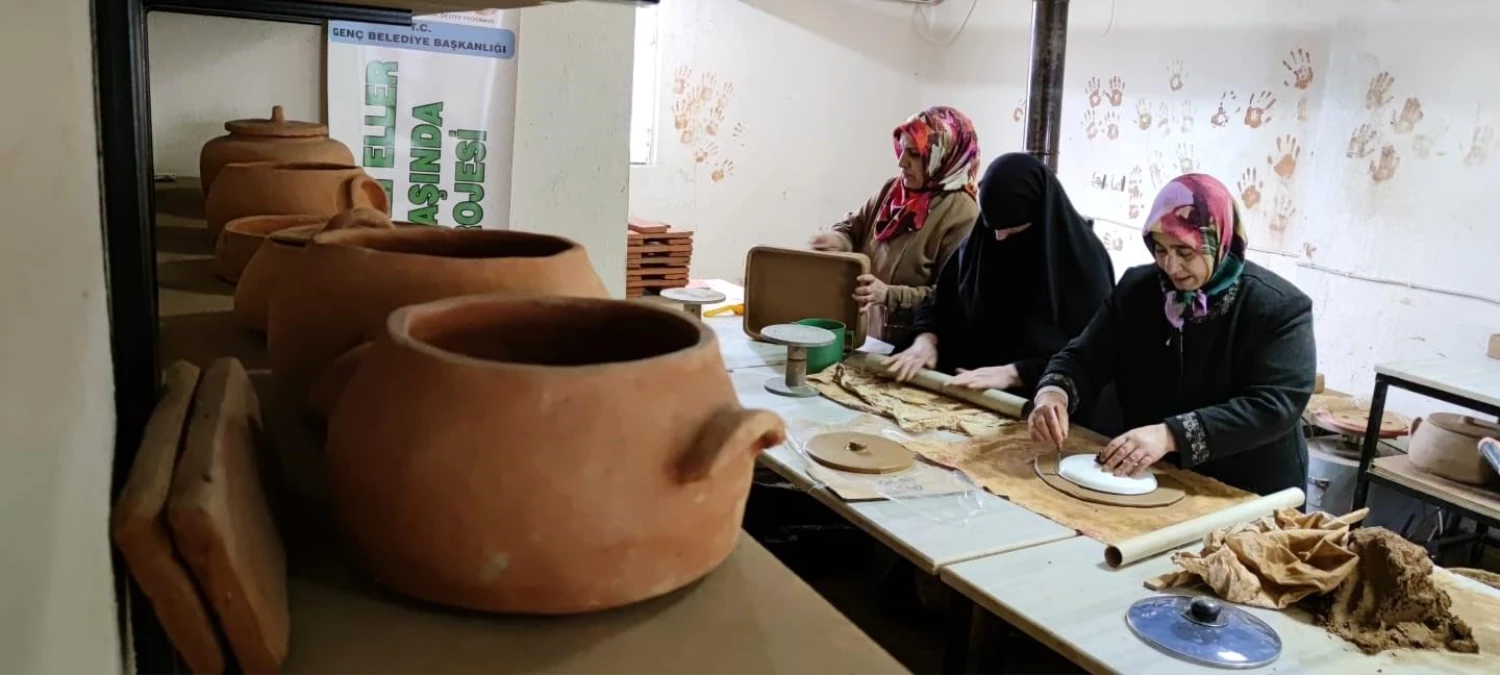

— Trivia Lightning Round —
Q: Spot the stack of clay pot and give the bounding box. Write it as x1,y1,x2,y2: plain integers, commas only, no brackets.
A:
200,105,386,284
233,198,787,613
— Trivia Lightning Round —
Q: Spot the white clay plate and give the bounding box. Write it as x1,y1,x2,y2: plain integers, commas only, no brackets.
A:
1058,453,1158,496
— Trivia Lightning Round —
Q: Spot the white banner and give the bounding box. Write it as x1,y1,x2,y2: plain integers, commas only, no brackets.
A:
326,11,518,229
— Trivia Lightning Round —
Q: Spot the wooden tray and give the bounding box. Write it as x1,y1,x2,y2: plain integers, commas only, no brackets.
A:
743,246,869,351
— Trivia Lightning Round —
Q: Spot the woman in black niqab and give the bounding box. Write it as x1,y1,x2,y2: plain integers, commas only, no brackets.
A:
883,152,1116,399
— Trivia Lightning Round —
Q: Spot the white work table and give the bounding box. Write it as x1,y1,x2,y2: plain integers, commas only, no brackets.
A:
1375,355,1500,411
941,535,1499,675
731,364,1077,574
708,316,788,370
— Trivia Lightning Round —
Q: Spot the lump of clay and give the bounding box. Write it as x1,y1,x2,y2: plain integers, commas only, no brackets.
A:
1308,528,1478,655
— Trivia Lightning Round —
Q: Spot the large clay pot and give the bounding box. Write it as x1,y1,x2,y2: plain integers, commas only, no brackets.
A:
1409,413,1500,486
203,162,387,235
325,294,787,613
267,227,608,415
199,106,355,196
233,209,395,331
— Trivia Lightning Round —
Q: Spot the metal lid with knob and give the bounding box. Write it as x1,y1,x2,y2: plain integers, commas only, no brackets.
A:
1126,595,1282,669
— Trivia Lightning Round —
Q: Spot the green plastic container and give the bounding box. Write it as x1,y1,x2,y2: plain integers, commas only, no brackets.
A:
796,318,847,374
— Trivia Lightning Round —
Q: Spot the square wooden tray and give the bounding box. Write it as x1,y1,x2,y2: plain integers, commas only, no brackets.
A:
742,246,869,351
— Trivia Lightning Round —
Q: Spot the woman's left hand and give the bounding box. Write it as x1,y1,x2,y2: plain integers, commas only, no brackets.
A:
949,364,1021,391
1098,424,1177,477
853,274,888,309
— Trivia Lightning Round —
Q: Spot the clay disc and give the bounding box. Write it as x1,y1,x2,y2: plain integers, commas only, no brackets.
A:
1058,453,1159,495
1035,453,1185,508
806,432,914,474
760,323,838,348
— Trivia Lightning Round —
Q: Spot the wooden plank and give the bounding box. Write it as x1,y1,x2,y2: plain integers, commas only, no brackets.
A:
628,243,693,255
627,256,691,269
626,278,690,290
1371,455,1500,523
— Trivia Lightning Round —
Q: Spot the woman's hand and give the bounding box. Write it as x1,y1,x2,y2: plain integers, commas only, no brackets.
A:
1029,389,1071,447
949,364,1021,391
1098,424,1177,477
853,274,888,310
882,333,937,382
809,233,848,251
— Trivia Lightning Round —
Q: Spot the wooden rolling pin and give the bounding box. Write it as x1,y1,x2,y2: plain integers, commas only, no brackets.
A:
843,352,1028,419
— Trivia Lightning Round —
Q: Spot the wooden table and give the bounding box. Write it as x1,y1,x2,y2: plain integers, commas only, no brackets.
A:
283,519,906,674
732,365,1077,574
941,535,1500,674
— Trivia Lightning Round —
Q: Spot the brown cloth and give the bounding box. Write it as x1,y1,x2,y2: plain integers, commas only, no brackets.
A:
1150,508,1363,609
808,364,1013,436
1153,513,1480,656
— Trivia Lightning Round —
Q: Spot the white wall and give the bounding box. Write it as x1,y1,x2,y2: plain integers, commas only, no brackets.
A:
628,0,931,280
0,1,122,672
147,5,633,296
917,0,1500,414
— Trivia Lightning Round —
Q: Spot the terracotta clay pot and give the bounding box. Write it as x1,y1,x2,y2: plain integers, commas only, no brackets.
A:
1410,413,1500,486
203,162,388,235
232,208,395,331
267,228,608,415
199,106,355,196
216,214,324,284
325,295,787,613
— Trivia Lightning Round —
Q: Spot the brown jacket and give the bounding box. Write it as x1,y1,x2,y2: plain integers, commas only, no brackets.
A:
832,178,978,342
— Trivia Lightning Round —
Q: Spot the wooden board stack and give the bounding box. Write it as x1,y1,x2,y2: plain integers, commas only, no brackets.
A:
626,219,692,299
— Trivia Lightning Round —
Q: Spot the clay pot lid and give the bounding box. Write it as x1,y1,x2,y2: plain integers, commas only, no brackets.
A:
1426,413,1500,438
225,105,327,138
1313,408,1411,439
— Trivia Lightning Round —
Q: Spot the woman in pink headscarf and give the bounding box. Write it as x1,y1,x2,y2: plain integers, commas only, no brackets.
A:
1028,173,1317,496
810,105,980,344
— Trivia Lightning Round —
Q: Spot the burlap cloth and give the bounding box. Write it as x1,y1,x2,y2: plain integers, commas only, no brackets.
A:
808,364,1013,435
1151,511,1487,657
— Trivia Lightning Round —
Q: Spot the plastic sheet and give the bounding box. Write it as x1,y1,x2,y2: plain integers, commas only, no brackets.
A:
782,415,991,526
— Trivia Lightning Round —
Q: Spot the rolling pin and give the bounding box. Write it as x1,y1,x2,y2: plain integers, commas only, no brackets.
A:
843,352,1028,419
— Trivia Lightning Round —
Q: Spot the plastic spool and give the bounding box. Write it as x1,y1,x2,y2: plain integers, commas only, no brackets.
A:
759,323,837,398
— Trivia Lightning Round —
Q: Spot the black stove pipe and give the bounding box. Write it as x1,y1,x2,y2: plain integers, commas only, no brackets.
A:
1024,0,1070,171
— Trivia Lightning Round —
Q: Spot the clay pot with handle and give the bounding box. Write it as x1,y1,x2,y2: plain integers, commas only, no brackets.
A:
1408,413,1500,486
325,294,787,614
233,208,394,331
203,162,388,235
199,105,355,196
267,227,608,416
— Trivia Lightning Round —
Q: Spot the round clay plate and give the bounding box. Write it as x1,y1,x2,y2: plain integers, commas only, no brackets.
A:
806,432,914,474
1058,453,1158,495
661,287,727,305
1314,409,1411,438
1034,453,1185,508
761,323,837,348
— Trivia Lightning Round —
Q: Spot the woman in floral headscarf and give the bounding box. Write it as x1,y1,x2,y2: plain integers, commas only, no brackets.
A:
810,105,980,344
1028,174,1317,496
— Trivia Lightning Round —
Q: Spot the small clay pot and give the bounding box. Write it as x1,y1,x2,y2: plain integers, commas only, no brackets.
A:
199,106,355,196
325,295,786,613
232,208,396,331
267,228,609,415
203,162,388,235
1409,413,1500,486
216,215,325,284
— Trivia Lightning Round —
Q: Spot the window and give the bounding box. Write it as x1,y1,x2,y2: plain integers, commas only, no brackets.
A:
629,5,660,165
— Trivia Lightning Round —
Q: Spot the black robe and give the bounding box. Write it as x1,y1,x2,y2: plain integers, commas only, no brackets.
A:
1039,261,1317,496
908,153,1115,397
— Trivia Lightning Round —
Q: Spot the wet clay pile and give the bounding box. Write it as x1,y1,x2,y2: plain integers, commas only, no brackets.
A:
1308,528,1478,655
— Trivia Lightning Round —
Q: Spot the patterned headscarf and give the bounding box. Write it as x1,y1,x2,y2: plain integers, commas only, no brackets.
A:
1141,173,1247,328
874,106,981,242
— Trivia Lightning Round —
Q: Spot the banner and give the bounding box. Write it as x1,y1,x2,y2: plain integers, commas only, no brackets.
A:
326,11,518,229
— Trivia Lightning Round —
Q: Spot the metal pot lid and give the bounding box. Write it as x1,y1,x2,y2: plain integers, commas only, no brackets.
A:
1126,596,1281,669
226,105,328,138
